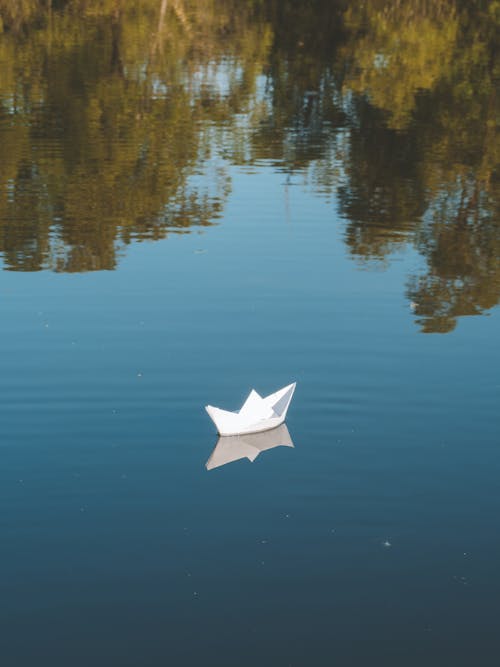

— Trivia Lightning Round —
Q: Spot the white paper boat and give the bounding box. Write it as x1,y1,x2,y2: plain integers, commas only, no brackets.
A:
205,382,296,436
206,424,294,470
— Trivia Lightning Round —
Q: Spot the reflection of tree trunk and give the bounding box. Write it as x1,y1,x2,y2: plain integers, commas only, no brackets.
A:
151,0,192,60
47,0,53,53
172,0,191,35
111,1,124,76
456,177,479,227
159,0,169,28
150,0,168,60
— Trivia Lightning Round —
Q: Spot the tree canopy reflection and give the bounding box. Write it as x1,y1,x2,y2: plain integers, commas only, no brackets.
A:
0,0,498,332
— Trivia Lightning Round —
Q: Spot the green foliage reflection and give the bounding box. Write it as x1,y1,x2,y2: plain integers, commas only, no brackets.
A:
0,0,498,332
0,0,270,271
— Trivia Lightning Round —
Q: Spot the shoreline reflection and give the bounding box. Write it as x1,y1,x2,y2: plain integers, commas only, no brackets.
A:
0,0,498,331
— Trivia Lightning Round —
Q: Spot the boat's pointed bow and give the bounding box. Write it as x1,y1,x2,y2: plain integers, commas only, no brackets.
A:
205,405,242,435
270,382,296,418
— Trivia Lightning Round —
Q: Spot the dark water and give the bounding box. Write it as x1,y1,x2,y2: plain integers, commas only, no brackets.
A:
1,2,499,665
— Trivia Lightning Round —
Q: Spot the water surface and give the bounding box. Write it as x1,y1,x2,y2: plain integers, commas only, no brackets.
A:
0,2,499,665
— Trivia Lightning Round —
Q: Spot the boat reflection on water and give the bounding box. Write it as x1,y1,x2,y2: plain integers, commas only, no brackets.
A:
206,424,294,470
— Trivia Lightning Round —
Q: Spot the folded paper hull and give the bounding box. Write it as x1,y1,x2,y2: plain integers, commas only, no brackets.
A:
205,411,285,436
205,382,296,436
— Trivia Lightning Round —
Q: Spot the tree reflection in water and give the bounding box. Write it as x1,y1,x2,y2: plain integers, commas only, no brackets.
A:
0,0,498,332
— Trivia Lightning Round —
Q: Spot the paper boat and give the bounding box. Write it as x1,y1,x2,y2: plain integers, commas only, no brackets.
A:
205,382,296,436
206,424,294,470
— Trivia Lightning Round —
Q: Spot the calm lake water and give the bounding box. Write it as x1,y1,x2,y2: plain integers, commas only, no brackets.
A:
1,2,499,665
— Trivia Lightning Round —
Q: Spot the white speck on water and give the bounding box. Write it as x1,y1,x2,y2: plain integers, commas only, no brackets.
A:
383,540,391,548
137,372,142,377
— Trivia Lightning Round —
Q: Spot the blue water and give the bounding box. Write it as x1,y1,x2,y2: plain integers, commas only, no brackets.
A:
1,162,499,665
